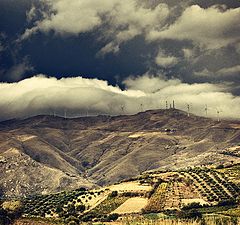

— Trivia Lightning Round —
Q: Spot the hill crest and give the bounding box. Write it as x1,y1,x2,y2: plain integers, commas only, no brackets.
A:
0,109,240,196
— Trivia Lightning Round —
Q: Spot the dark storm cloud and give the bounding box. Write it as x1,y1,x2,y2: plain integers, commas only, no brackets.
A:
18,1,239,73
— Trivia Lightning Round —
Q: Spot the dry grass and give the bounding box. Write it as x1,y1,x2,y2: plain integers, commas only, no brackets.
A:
128,132,165,138
106,216,240,225
109,182,152,192
113,197,148,214
16,135,36,142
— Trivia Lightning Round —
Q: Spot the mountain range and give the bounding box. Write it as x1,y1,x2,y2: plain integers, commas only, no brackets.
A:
0,109,239,196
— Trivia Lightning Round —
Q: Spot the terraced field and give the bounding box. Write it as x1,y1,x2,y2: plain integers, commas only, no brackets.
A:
183,168,240,204
2,166,240,224
144,182,168,212
144,167,240,213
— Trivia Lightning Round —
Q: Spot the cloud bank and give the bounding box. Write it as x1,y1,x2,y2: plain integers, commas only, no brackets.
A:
21,0,170,49
0,75,240,121
21,2,240,53
148,5,240,50
194,65,240,80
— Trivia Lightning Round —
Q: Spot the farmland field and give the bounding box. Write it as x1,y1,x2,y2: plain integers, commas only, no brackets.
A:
2,165,240,224
113,197,148,214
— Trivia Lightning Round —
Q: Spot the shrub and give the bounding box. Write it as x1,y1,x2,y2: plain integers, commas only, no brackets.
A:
177,209,202,219
81,213,96,222
106,213,119,221
76,204,85,212
0,200,23,225
218,199,236,206
182,202,202,210
55,206,63,213
216,164,224,169
122,192,139,197
109,191,118,198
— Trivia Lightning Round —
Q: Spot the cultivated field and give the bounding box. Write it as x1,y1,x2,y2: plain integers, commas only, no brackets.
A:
113,197,148,214
2,165,240,224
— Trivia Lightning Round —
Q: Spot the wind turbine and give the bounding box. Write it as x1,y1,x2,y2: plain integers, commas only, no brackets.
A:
186,103,192,117
140,103,144,112
204,104,208,117
216,108,223,122
166,100,168,109
120,105,125,114
187,104,190,117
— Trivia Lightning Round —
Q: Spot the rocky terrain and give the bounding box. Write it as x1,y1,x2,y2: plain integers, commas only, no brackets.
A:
0,109,240,196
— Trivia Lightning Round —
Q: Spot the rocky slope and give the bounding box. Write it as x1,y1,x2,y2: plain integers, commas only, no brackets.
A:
0,109,240,196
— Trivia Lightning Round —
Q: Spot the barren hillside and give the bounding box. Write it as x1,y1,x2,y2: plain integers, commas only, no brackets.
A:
0,109,240,196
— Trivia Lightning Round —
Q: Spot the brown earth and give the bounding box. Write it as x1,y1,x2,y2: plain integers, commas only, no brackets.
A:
0,109,240,196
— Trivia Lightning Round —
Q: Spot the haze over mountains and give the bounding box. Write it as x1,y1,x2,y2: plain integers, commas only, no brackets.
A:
0,109,240,197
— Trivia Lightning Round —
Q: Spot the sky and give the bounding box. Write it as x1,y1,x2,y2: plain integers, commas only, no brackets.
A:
0,0,240,120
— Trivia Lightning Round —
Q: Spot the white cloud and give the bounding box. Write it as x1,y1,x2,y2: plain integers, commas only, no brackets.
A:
194,65,240,78
26,5,37,23
194,68,212,77
20,2,240,57
99,1,169,54
218,65,240,76
148,5,240,49
182,48,194,59
98,42,120,56
155,51,178,68
21,0,170,53
0,74,239,121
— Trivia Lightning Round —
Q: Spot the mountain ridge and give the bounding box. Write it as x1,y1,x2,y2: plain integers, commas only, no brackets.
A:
0,109,240,196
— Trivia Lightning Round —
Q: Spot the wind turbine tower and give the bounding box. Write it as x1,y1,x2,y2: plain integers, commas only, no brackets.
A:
121,105,125,114
205,105,208,116
187,104,190,117
217,109,220,122
166,101,168,109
